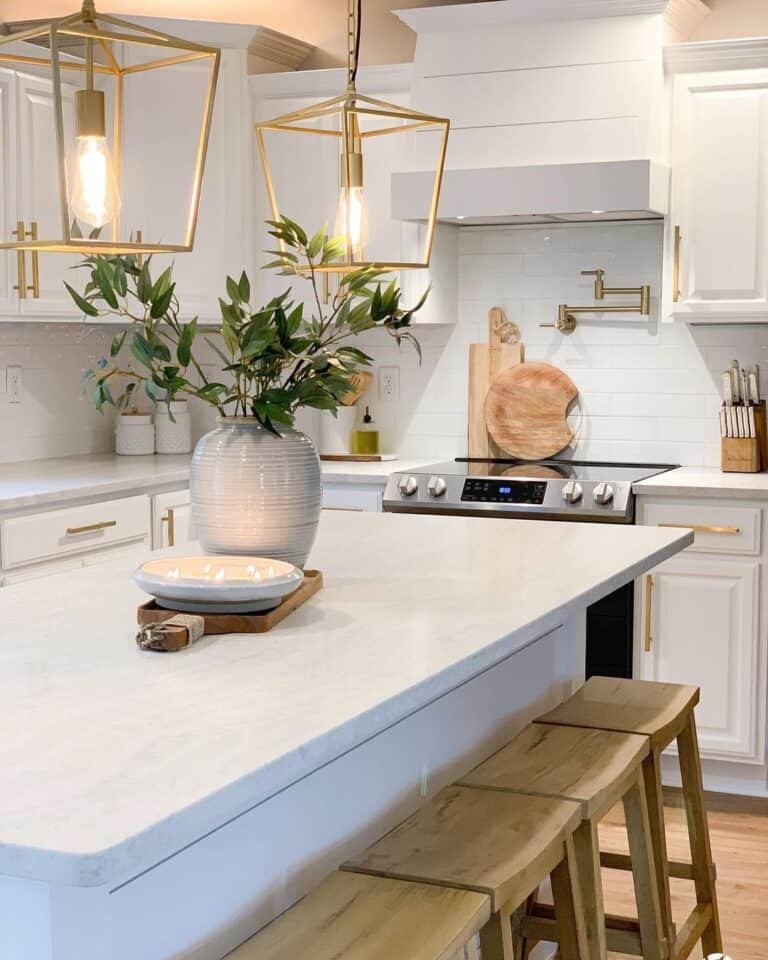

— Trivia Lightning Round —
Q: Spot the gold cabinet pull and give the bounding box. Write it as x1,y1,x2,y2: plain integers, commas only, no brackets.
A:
672,225,682,303
28,221,40,299
161,508,176,547
659,522,740,535
66,520,117,536
644,574,653,653
12,220,27,300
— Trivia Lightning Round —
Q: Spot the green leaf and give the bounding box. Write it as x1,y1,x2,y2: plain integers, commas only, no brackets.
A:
177,318,196,368
113,260,128,298
226,275,241,303
238,271,251,303
151,267,173,302
70,219,83,240
136,262,152,304
64,282,99,317
150,283,175,319
130,333,154,370
307,224,326,259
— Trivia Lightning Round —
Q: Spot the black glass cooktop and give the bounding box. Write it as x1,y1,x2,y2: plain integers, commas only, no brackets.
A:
428,457,678,483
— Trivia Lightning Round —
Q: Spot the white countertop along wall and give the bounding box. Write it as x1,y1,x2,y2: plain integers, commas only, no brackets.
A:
0,510,691,887
634,465,768,499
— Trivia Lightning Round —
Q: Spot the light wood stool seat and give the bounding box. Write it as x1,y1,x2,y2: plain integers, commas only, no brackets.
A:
342,784,588,960
225,870,491,960
539,677,722,960
458,722,665,960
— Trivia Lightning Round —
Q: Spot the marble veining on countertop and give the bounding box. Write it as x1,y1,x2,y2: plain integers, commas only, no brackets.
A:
634,466,768,499
0,510,691,887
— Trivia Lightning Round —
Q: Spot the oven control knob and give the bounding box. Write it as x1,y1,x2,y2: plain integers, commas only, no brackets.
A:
562,480,583,504
398,475,419,497
593,482,614,506
427,476,447,498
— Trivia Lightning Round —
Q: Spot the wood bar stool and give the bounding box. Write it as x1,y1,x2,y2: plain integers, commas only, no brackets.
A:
225,869,491,960
539,677,722,960
458,721,665,960
342,784,588,960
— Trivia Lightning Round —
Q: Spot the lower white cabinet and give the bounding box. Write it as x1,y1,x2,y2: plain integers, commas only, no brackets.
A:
153,489,193,549
322,483,384,513
639,555,761,762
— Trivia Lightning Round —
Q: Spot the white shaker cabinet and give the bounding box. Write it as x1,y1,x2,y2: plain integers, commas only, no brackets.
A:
153,488,194,548
666,67,768,322
636,496,766,766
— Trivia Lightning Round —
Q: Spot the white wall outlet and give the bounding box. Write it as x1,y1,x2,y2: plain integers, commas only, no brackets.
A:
379,365,400,402
7,365,22,403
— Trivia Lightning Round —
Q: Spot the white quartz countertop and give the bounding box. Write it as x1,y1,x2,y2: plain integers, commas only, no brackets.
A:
634,466,768,499
0,453,192,511
0,453,423,511
0,511,691,887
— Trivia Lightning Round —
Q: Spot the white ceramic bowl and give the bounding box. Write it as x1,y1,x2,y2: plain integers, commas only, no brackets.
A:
133,556,304,614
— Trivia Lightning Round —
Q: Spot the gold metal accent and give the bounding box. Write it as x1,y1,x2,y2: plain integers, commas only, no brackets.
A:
254,0,449,271
28,222,40,298
543,268,652,333
12,221,27,300
658,522,740,535
161,508,176,547
66,519,117,535
673,225,682,303
75,89,106,138
644,574,653,653
0,2,221,255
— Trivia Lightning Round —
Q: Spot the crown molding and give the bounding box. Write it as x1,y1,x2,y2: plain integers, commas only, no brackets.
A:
665,36,768,73
396,0,709,33
250,63,413,99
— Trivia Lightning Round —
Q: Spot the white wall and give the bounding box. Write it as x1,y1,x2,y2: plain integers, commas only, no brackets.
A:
692,0,768,39
0,324,116,464
349,220,768,467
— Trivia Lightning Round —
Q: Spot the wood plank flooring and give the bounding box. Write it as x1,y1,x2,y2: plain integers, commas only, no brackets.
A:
599,789,768,960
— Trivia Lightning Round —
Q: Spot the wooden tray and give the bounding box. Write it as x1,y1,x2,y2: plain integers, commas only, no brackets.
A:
320,454,397,462
137,569,323,635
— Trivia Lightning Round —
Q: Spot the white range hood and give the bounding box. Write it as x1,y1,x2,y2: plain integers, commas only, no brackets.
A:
391,0,709,225
393,159,670,225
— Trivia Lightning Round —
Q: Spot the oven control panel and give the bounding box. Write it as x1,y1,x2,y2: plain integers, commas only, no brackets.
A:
461,478,546,504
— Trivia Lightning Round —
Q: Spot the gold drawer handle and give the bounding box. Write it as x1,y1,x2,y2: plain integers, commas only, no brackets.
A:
161,508,176,547
672,225,682,303
659,522,740,535
644,574,653,653
66,520,117,536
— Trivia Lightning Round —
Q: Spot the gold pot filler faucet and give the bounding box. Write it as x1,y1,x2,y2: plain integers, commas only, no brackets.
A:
542,268,651,334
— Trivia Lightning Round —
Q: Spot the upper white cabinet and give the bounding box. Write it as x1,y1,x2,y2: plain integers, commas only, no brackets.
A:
666,66,768,322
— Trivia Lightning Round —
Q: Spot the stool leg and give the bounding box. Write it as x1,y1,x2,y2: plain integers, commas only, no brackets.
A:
479,903,514,960
572,818,607,960
677,712,723,956
551,836,588,960
623,773,665,960
643,748,676,948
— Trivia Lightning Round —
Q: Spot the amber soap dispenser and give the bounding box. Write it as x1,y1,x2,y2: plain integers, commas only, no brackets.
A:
353,405,380,455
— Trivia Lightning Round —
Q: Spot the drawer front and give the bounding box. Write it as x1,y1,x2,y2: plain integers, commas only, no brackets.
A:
642,500,761,556
322,485,383,513
2,495,151,569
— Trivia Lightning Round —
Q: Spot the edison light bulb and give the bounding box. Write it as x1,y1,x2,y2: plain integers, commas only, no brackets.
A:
335,184,369,259
71,135,120,230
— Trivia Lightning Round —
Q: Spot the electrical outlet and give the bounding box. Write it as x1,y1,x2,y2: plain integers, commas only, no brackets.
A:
379,365,400,402
7,365,22,404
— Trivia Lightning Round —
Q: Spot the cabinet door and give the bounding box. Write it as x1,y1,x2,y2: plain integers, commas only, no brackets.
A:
639,556,763,762
668,69,768,321
153,489,193,549
322,483,383,512
16,72,81,318
0,68,19,317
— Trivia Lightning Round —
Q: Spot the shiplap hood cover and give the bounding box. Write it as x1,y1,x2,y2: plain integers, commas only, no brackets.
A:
392,0,710,224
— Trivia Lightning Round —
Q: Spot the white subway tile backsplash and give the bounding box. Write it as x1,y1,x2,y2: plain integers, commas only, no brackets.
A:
364,221,767,467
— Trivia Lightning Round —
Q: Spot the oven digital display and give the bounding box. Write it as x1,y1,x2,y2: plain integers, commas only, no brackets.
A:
461,479,547,504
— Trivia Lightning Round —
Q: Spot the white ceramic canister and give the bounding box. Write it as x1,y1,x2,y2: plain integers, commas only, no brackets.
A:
116,413,155,456
318,405,358,456
155,400,192,454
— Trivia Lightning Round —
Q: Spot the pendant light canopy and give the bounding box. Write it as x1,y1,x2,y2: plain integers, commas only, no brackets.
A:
0,0,220,254
255,0,450,271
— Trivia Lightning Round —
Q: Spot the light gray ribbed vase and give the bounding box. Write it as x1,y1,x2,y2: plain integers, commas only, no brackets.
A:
191,418,322,568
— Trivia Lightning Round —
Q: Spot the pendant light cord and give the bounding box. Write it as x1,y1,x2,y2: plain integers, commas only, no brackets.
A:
347,0,362,89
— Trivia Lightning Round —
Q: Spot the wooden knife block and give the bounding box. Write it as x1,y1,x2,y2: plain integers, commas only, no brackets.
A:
721,401,768,473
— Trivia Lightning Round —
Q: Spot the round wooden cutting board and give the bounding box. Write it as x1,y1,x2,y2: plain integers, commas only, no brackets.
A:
485,362,578,460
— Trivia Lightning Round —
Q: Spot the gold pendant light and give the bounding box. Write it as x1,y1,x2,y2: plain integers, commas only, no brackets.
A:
0,0,220,255
255,0,450,271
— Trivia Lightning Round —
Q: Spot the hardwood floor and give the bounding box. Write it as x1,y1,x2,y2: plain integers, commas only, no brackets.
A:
599,789,768,960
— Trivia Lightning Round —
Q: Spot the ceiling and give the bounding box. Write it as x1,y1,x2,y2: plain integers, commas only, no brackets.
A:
0,0,490,69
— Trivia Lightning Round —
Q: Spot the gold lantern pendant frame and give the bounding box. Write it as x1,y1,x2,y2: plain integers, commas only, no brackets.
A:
0,0,221,255
255,0,450,272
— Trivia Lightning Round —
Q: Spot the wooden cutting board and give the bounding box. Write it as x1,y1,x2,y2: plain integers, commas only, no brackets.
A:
468,307,523,458
485,362,578,460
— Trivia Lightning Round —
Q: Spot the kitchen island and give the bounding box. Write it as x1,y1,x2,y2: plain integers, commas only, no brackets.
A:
0,511,691,960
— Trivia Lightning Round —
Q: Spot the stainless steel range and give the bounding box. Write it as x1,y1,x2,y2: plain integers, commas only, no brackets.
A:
383,458,676,524
384,457,678,679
